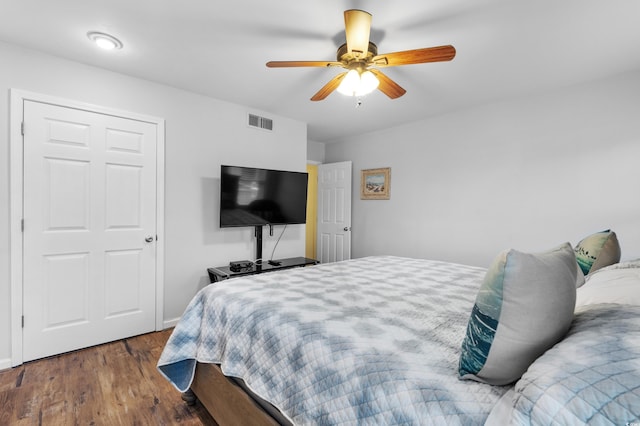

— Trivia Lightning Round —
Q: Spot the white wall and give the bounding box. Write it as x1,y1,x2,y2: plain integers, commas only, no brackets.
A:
0,41,307,364
326,71,640,267
306,140,326,164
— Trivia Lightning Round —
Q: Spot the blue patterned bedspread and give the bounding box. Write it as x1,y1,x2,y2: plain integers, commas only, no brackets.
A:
503,303,640,425
158,256,508,424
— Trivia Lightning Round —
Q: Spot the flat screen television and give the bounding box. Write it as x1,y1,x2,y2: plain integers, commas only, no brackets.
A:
220,165,308,228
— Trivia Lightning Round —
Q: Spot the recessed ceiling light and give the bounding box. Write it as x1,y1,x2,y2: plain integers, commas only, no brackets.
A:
87,31,123,50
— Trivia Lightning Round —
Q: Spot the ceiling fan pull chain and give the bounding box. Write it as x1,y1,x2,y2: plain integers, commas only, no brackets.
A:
356,97,363,108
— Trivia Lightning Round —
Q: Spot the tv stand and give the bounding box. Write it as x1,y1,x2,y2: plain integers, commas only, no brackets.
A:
254,225,263,263
207,257,318,283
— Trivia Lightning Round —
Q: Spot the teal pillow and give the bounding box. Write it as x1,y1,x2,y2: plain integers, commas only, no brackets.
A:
574,230,621,275
458,243,577,385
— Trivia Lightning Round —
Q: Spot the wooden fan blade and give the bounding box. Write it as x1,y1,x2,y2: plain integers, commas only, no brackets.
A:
311,73,347,101
370,69,406,99
266,60,342,68
372,45,456,67
344,9,371,59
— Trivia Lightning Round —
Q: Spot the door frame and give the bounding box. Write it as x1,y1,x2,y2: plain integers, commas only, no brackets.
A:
305,162,320,260
9,89,165,367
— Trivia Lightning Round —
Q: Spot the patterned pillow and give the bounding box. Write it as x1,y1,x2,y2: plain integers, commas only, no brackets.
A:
574,229,621,276
458,243,577,385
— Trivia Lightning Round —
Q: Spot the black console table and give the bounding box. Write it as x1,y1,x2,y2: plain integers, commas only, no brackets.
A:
207,257,318,283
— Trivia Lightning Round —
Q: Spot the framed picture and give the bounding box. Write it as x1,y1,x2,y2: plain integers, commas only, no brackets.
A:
361,167,391,200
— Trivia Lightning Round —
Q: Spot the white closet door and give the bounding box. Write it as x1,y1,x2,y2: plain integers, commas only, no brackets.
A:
22,100,158,362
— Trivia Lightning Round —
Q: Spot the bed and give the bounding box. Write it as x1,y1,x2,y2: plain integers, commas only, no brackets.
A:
158,241,640,424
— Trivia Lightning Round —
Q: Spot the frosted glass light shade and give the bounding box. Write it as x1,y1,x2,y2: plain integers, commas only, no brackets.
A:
337,69,379,97
337,70,360,96
357,71,379,96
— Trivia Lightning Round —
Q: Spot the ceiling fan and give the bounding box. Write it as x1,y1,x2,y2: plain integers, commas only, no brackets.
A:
266,9,456,101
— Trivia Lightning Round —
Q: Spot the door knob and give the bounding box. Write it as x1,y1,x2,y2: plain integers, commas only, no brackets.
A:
343,227,351,232
145,236,154,243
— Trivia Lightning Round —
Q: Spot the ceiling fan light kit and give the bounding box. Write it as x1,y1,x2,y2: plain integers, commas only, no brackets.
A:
265,9,456,102
336,69,379,97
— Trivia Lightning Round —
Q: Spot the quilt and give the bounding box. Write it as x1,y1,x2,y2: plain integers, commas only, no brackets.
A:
502,303,640,425
158,256,509,425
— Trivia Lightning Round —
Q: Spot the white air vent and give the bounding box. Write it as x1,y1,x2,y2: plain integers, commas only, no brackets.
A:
248,113,273,131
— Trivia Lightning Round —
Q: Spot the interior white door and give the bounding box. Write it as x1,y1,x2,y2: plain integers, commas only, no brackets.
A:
22,100,158,362
317,161,352,263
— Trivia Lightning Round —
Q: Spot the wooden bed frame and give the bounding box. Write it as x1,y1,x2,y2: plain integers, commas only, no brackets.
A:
182,362,290,425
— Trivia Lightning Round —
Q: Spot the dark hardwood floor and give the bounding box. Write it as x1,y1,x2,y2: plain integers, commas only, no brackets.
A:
0,329,216,425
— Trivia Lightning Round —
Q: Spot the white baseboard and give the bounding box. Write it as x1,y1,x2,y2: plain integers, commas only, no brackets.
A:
162,317,181,329
0,358,13,371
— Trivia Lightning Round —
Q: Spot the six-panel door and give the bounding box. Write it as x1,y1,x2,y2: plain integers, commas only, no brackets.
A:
22,100,158,361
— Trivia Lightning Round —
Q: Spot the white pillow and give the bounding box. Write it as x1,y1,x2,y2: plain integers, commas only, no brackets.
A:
575,262,640,307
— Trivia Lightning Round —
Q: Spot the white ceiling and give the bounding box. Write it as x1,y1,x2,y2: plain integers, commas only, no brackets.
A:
1,0,639,142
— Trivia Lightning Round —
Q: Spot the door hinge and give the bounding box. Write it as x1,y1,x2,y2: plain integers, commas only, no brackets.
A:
21,316,24,328
21,122,25,136
21,219,24,232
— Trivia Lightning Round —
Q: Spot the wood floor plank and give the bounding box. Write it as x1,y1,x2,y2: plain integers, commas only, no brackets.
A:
0,329,217,425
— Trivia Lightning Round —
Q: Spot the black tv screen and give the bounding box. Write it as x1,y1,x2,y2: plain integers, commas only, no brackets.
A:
220,165,309,227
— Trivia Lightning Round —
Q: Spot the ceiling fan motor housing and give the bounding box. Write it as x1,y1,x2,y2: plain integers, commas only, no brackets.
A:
337,41,378,69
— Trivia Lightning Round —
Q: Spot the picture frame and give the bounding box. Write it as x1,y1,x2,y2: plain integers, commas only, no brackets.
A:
361,167,391,200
